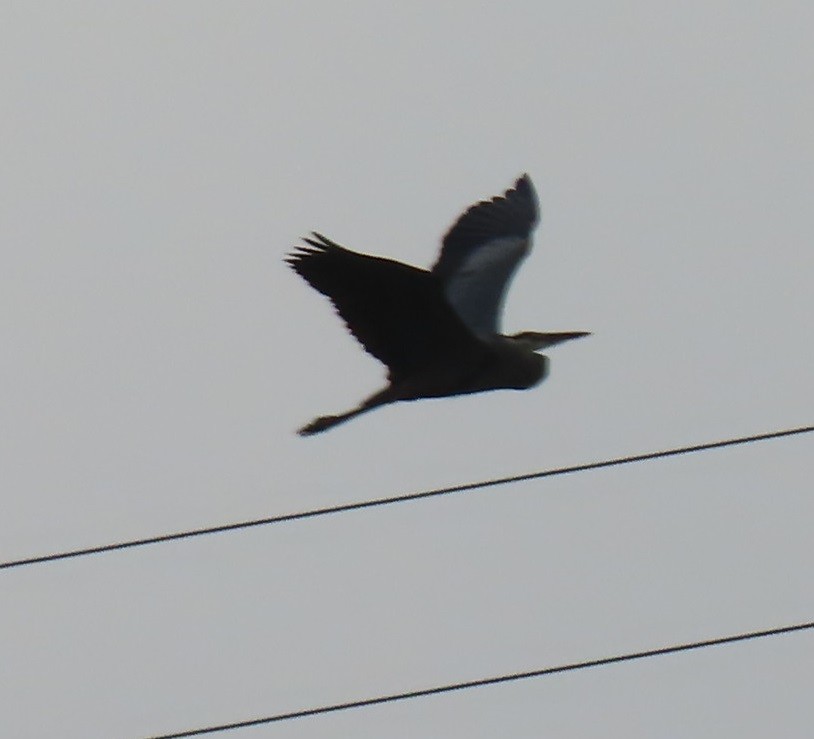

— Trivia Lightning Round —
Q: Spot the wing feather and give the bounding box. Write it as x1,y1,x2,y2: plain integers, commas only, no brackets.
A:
286,233,479,382
432,174,539,337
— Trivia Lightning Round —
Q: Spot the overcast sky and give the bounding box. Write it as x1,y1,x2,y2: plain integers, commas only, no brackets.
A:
2,2,813,737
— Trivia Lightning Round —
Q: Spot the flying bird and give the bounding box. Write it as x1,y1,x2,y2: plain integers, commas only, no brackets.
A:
286,174,589,435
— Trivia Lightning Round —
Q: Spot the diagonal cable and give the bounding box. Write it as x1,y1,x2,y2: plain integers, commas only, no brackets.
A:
2,424,812,571
148,619,814,737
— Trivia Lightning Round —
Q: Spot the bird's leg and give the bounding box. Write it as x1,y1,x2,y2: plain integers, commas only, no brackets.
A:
297,386,397,436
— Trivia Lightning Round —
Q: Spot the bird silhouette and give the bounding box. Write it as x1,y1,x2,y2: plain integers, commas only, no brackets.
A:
286,174,589,435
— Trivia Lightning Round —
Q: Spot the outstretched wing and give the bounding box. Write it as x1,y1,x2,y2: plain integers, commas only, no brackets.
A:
286,233,479,381
432,174,539,338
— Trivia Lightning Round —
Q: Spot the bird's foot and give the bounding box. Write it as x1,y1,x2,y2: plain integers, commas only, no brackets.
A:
297,415,342,436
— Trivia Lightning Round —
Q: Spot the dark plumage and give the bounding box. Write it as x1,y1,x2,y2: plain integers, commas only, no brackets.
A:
286,175,589,435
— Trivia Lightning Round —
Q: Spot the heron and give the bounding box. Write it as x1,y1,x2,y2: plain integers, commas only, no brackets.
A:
286,174,589,436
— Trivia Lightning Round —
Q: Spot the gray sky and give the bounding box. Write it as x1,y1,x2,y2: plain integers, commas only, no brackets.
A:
3,2,813,737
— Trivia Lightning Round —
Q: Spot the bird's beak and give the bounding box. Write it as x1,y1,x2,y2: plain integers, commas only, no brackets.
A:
539,331,591,349
507,331,591,351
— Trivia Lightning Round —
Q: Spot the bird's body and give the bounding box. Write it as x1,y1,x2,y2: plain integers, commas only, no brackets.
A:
286,175,588,435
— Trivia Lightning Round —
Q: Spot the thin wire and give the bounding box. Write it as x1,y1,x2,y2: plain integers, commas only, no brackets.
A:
2,424,812,571
148,619,814,737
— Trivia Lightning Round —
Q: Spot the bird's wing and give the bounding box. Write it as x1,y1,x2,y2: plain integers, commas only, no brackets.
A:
286,233,479,382
431,174,539,338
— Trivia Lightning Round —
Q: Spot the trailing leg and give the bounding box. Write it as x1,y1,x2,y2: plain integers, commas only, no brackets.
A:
297,387,397,436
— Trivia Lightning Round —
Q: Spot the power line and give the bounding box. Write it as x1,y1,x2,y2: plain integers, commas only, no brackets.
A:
148,619,814,737
2,424,812,571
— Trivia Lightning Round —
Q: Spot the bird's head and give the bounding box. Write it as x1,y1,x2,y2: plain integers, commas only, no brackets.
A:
507,330,591,351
